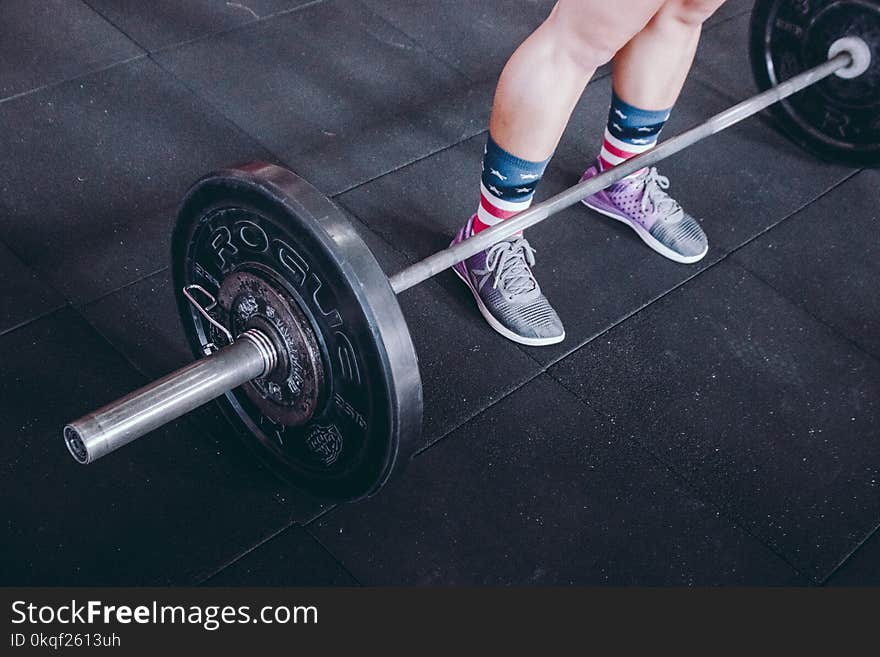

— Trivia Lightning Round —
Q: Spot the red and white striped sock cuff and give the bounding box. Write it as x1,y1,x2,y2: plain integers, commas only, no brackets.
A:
598,127,657,174
474,181,532,232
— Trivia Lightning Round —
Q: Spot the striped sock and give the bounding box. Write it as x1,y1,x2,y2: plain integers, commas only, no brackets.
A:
599,92,671,178
473,135,550,235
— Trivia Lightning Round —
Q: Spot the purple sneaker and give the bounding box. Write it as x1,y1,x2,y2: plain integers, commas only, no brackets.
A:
581,162,708,263
450,216,564,346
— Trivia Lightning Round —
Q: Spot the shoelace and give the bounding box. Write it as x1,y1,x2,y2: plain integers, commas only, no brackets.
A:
638,167,684,223
476,237,538,297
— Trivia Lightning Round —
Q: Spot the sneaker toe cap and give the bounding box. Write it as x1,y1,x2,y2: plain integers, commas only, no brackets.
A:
650,213,708,257
495,296,565,340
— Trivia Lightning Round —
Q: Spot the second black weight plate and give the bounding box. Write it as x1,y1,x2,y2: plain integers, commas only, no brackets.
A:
750,0,880,166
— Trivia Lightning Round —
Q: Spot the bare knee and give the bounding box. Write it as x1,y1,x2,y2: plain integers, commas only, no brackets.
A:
542,2,641,70
660,0,727,27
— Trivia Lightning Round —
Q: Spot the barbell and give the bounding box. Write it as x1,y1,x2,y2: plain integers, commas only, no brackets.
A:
63,0,879,500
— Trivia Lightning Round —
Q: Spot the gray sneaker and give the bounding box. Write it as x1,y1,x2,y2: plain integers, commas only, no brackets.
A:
450,216,565,346
580,162,708,263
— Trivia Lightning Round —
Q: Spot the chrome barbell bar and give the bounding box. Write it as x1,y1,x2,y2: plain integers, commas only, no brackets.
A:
63,45,860,465
388,50,855,293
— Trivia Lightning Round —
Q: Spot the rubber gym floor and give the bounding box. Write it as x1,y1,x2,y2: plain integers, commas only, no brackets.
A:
2,0,878,586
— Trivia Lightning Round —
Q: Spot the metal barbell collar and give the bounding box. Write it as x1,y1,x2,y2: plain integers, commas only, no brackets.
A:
64,328,277,464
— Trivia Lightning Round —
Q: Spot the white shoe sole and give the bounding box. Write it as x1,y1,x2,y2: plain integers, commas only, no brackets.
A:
451,264,565,347
582,199,708,265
